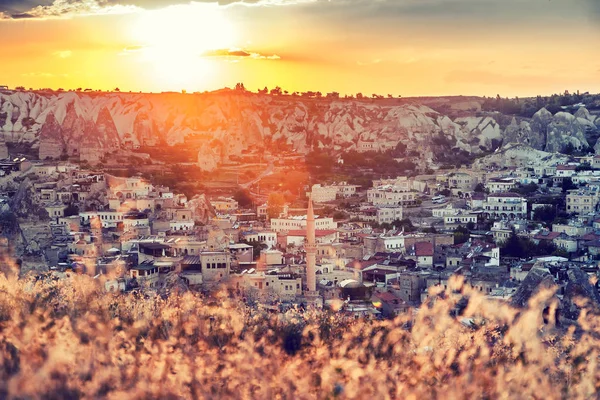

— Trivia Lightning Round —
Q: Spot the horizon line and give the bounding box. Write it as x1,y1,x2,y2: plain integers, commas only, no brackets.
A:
1,85,593,101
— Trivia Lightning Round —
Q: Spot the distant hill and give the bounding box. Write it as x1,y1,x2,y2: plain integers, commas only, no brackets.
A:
0,89,598,170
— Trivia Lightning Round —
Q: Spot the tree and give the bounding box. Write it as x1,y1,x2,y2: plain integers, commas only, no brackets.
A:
501,229,525,258
267,192,285,219
64,204,79,217
576,162,592,172
393,219,416,233
423,224,437,234
552,247,570,259
233,189,253,208
563,143,575,155
333,211,347,220
0,211,19,235
515,183,539,196
501,229,556,258
533,205,556,224
240,239,267,261
454,225,470,244
561,178,576,193
474,183,485,193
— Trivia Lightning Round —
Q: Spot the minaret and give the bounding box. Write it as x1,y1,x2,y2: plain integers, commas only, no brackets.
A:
306,195,317,293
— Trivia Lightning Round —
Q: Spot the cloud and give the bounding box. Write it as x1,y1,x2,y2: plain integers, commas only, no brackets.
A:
0,0,315,19
203,49,252,57
202,48,281,60
0,0,140,19
53,49,72,58
118,44,146,55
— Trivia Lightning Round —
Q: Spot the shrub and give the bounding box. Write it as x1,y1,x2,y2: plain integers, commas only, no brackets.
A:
0,273,598,398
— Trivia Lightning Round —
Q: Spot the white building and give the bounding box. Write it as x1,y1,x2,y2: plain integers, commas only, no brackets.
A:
555,165,577,177
242,231,278,249
231,270,302,301
447,172,478,190
309,182,360,203
432,205,456,218
554,234,578,253
122,214,150,232
367,187,418,206
170,220,195,232
378,235,405,252
483,193,527,220
335,182,360,197
309,184,339,203
80,211,124,229
285,229,338,247
270,215,337,233
376,207,404,224
444,212,478,228
566,188,600,214
485,178,517,194
211,197,239,212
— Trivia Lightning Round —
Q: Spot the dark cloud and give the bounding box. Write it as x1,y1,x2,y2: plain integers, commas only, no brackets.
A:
292,0,598,28
1,0,598,25
0,0,287,19
11,12,36,19
0,0,49,14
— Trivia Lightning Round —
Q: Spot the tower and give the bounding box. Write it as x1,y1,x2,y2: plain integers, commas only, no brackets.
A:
304,195,321,307
306,196,317,293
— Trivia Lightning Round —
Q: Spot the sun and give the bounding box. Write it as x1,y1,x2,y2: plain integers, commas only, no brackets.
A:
130,3,236,89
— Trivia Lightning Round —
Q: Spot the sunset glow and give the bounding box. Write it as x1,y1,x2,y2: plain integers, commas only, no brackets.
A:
129,4,236,88
1,0,599,95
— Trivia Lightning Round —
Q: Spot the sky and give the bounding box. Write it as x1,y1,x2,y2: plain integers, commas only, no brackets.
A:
0,0,599,97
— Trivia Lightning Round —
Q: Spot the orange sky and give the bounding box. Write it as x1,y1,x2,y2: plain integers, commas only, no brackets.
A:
1,0,599,97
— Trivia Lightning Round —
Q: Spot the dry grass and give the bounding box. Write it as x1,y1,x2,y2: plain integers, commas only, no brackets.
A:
0,267,598,399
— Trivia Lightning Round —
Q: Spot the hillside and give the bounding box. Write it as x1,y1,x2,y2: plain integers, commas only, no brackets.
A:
1,89,599,170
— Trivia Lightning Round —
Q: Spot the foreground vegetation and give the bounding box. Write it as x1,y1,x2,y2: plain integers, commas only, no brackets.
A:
0,265,599,399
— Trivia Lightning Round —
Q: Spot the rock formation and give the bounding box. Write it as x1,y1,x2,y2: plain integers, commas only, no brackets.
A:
562,267,600,321
510,267,557,308
186,194,216,224
0,135,8,159
38,113,64,160
0,90,596,170
545,112,590,152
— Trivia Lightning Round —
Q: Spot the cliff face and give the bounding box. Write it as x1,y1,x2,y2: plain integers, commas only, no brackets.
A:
0,90,598,170
0,136,8,159
38,113,64,160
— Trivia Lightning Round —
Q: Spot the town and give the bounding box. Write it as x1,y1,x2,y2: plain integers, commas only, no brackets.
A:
2,141,600,321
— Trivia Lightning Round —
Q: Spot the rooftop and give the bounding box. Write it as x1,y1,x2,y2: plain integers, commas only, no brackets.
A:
286,229,338,237
415,242,434,257
488,192,523,198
